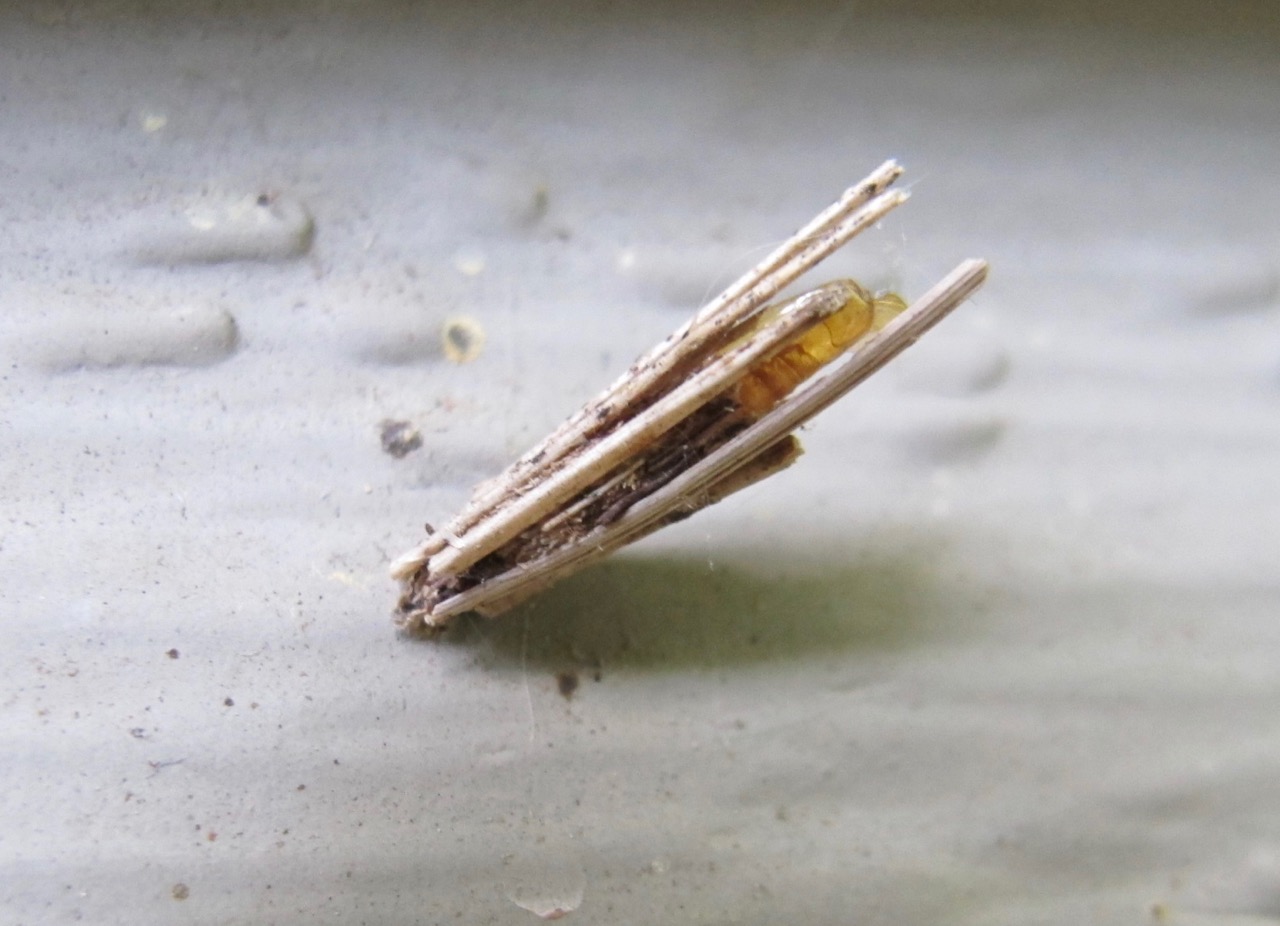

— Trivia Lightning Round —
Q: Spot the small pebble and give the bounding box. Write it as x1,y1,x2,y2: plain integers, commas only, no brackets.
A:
380,420,423,458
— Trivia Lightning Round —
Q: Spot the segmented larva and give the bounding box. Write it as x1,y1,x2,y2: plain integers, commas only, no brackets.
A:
732,279,907,417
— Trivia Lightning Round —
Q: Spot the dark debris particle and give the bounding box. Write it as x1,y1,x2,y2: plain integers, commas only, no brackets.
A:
172,883,189,901
441,317,485,362
223,697,234,707
446,325,470,353
166,648,180,659
556,671,580,700
379,419,423,459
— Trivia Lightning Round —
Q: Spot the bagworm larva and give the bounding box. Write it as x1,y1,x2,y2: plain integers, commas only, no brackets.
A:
731,279,907,417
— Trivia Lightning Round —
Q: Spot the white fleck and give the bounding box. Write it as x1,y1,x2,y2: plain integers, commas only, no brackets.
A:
453,249,486,276
503,841,585,921
139,111,168,133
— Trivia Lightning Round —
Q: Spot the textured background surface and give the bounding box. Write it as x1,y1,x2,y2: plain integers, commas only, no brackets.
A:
3,2,1279,923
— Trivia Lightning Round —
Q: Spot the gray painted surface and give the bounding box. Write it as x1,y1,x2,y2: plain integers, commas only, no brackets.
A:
2,3,1278,923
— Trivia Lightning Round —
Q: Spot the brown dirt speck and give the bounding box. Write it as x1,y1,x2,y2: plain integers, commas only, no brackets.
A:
556,671,579,700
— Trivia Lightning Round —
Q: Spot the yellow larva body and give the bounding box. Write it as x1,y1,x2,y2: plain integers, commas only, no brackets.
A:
732,280,907,417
